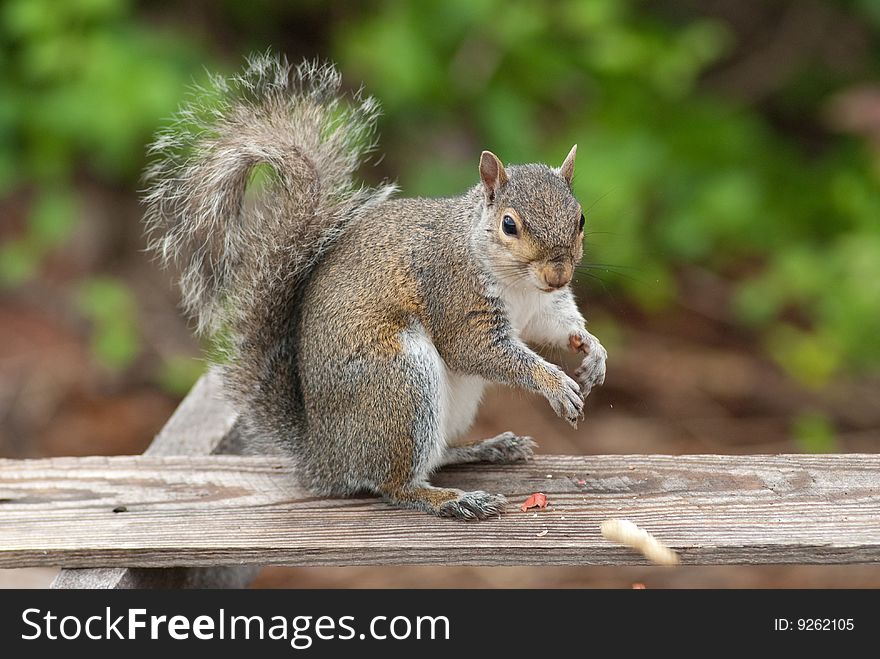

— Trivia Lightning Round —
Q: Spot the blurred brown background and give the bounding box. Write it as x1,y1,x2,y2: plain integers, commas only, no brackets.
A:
1,0,878,587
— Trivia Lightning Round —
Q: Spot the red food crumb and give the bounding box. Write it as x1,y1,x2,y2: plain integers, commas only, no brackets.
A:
520,492,548,512
632,583,646,589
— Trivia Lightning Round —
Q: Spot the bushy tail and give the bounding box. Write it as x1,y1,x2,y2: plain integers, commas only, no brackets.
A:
143,52,395,446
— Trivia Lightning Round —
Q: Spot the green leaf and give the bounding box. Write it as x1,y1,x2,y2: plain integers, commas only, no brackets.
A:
29,187,77,248
156,355,206,396
0,241,39,287
76,277,141,371
791,413,838,454
766,326,840,389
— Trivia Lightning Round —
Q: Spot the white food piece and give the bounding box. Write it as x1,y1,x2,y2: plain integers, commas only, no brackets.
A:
600,518,680,566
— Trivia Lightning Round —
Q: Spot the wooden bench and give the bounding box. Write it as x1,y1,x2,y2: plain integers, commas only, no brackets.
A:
1,372,878,588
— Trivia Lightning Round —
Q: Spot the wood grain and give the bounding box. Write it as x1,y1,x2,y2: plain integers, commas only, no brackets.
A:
50,371,256,588
4,453,878,567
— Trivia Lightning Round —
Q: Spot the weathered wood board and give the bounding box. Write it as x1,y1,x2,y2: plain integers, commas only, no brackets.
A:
49,371,256,588
3,453,878,567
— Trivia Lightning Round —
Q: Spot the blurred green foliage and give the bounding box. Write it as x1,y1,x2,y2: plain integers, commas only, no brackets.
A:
156,354,208,396
75,276,140,370
792,412,838,454
1,0,201,185
1,0,879,390
1,0,203,373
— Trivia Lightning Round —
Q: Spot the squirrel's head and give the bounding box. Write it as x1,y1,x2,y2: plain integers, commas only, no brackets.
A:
478,146,583,293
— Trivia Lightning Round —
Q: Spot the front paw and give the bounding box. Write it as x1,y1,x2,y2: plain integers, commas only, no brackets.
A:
574,335,607,396
545,366,584,428
568,329,590,353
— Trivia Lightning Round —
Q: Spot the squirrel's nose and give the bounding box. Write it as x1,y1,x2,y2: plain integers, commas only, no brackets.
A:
542,262,572,289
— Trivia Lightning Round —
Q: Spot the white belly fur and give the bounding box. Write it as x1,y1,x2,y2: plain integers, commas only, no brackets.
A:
503,286,542,333
399,325,486,473
442,369,486,443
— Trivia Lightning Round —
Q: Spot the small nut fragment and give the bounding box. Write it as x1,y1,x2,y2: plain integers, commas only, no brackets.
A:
600,518,680,566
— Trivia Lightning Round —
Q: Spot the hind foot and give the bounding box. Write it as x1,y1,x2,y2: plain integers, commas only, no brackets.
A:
381,484,507,521
441,432,536,466
437,490,507,520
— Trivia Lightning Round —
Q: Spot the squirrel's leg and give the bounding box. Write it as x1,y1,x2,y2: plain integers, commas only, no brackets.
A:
440,432,536,466
297,312,507,518
521,289,607,396
368,327,506,520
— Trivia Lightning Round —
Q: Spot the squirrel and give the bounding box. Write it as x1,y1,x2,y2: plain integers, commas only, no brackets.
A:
143,53,607,520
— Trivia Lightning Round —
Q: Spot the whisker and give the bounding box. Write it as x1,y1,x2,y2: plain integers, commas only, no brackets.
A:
573,270,615,299
577,262,644,272
584,189,615,214
575,265,650,287
496,270,532,297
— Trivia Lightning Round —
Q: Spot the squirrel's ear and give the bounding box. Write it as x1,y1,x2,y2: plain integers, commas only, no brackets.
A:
479,150,508,204
559,144,577,185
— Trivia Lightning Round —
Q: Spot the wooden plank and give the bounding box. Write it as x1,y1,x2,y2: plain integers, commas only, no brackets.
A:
144,370,240,457
51,567,256,589
50,371,257,588
4,453,879,567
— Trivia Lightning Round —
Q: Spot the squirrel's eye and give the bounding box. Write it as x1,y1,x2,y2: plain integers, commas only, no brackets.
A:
502,215,518,236
579,213,585,231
